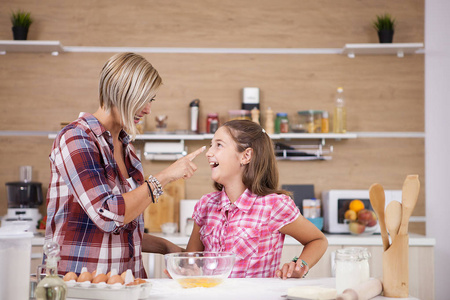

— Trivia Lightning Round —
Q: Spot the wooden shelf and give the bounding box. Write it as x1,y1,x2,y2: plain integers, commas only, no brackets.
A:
0,40,63,55
342,43,424,58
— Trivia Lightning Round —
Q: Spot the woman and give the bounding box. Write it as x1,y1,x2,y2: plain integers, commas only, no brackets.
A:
45,52,205,278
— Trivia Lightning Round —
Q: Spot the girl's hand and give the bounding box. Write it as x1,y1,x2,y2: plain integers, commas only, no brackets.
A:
275,260,309,280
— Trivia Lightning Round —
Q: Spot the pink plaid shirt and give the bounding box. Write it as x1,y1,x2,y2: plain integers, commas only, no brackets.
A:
45,113,147,278
192,189,300,278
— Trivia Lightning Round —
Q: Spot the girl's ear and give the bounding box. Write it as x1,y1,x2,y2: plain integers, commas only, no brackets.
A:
241,148,253,165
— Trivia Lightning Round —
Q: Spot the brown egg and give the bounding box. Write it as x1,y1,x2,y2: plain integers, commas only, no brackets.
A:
91,270,97,278
63,272,78,282
134,278,146,285
77,271,93,282
107,274,124,285
92,273,108,283
106,271,112,279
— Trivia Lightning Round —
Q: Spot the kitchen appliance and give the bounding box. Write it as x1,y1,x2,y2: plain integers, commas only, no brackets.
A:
322,189,401,234
1,167,43,232
179,199,198,236
0,225,34,300
241,87,260,110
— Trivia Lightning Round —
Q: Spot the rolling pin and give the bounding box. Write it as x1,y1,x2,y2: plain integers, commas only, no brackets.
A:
336,278,383,300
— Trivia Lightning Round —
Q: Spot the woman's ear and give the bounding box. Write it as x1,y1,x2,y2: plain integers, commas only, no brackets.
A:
241,148,253,165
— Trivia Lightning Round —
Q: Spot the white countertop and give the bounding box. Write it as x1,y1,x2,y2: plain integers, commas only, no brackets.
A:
66,277,420,300
32,233,435,247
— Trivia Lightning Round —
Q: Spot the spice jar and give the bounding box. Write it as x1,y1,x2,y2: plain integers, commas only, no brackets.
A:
206,113,219,133
335,247,371,294
275,112,289,133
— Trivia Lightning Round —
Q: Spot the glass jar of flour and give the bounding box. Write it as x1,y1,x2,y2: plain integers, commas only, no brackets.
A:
335,247,371,294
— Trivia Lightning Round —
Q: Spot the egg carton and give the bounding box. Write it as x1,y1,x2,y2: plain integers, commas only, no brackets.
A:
66,281,152,300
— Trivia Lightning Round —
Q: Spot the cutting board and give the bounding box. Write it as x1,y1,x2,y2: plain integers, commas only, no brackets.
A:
144,179,185,232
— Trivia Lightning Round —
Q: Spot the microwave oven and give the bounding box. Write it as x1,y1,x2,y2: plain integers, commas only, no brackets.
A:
321,189,402,234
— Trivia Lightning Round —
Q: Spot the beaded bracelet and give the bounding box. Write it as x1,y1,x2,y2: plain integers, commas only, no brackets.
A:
292,257,309,278
291,257,308,267
148,175,163,200
144,180,155,203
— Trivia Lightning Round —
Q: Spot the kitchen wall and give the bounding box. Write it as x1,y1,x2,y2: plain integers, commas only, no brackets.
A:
0,0,425,233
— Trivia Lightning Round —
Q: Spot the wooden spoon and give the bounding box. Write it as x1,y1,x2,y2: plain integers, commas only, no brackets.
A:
385,201,402,243
369,183,390,251
398,175,420,235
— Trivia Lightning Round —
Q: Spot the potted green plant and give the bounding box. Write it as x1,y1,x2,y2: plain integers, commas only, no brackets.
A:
373,13,395,43
10,9,33,40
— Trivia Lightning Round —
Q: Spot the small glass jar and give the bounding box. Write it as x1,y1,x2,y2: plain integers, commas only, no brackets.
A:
335,247,371,294
313,110,323,133
228,110,251,121
298,110,315,133
275,112,288,133
206,113,219,133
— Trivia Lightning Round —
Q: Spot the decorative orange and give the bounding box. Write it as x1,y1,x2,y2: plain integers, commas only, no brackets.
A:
349,199,365,213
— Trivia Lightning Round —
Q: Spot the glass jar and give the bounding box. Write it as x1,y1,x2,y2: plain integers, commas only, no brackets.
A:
335,247,371,294
280,118,289,133
206,113,219,133
313,110,323,133
298,110,314,133
228,110,251,121
275,112,288,133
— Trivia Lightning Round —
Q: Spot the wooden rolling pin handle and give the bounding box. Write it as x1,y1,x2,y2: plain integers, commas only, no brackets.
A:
336,278,383,300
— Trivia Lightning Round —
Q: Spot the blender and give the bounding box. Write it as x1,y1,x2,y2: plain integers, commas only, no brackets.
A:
1,166,43,233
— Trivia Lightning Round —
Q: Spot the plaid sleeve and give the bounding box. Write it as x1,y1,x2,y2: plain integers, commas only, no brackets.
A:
50,126,125,232
268,194,300,232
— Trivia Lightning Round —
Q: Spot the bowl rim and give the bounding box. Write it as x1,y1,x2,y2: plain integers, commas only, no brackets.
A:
164,251,236,259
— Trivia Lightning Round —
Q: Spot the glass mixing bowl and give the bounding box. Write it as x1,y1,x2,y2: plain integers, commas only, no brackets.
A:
164,252,236,288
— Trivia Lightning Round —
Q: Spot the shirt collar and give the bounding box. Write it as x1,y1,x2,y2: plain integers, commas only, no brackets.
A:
79,112,130,145
219,188,257,214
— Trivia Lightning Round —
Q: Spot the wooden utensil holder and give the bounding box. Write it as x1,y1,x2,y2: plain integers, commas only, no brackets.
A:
383,233,409,298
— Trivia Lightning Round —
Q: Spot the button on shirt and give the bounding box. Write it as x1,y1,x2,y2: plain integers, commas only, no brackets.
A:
45,113,146,277
193,189,300,278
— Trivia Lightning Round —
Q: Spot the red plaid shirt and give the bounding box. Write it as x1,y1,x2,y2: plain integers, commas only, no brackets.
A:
193,189,300,278
45,113,147,277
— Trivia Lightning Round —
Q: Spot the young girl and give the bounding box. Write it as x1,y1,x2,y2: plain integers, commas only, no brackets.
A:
186,119,328,279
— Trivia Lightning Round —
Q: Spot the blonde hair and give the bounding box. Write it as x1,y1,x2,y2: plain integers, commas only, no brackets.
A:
214,120,289,196
99,52,162,139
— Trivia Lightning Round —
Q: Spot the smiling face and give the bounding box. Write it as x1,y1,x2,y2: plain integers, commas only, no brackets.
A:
206,126,250,189
133,99,154,124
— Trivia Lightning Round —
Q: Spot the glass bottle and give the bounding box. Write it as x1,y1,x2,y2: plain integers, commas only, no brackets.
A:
35,241,67,300
333,87,347,133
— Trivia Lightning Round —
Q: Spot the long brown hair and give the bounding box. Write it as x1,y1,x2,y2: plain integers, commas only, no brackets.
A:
214,119,289,196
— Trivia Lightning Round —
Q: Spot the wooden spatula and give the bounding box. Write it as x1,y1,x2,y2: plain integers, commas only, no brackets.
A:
398,175,420,235
385,201,402,243
369,183,390,251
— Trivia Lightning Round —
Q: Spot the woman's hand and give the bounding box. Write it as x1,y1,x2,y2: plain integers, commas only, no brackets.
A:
275,260,309,280
156,146,206,185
